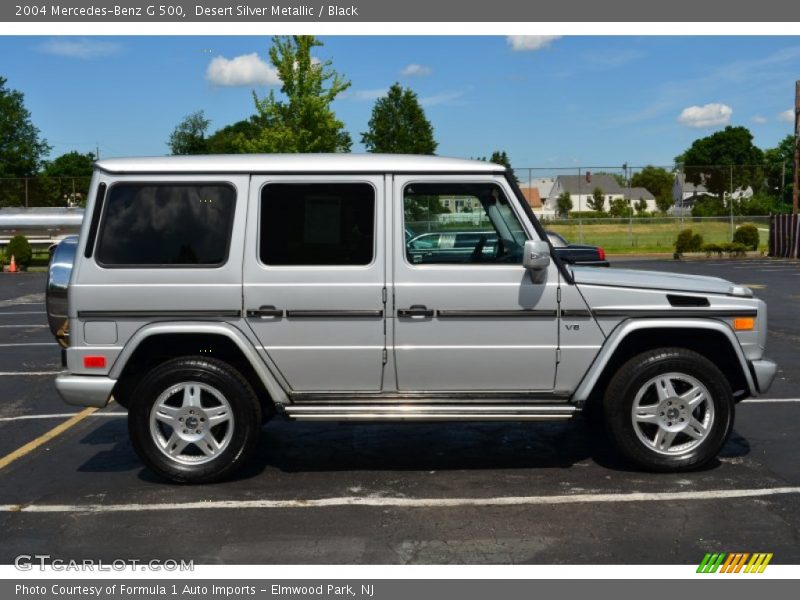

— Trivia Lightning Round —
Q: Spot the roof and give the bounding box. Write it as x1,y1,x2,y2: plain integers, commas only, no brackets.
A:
519,186,543,208
552,174,624,195
623,186,655,200
95,154,504,175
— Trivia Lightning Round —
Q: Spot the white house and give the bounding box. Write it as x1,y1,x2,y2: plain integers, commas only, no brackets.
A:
546,174,625,213
671,173,753,215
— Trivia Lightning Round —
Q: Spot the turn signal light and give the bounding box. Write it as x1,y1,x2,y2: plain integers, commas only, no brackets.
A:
83,356,107,369
733,317,755,331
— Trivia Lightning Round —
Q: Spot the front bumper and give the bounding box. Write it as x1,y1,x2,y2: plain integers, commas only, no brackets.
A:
55,372,116,408
749,358,777,394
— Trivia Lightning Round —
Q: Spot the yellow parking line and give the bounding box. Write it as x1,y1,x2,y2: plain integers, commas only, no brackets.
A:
0,407,97,471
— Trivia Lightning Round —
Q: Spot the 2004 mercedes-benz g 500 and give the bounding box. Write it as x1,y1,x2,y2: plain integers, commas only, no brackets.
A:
47,154,777,483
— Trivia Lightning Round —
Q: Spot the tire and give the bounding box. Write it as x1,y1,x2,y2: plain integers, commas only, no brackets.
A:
128,356,262,483
603,348,734,472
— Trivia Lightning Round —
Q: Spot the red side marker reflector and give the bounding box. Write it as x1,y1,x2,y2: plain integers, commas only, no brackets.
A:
83,356,106,369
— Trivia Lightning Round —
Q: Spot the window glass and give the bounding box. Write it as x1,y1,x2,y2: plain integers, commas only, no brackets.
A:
404,183,528,265
96,183,235,267
260,183,375,266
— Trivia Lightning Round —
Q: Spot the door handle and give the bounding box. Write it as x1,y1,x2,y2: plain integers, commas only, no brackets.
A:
397,305,435,318
246,305,284,318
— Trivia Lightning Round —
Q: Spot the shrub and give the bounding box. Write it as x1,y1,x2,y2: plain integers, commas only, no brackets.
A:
6,235,32,268
674,228,704,257
733,224,759,250
702,243,723,257
719,242,747,258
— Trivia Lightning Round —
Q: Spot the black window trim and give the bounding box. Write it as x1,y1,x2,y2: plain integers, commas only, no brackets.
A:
83,181,106,259
93,180,238,270
256,179,379,269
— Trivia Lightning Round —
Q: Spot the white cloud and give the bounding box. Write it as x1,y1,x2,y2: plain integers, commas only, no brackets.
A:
778,109,795,123
420,90,464,107
341,88,388,101
400,63,432,77
751,115,768,124
677,103,733,128
206,53,280,87
506,36,561,52
39,38,121,59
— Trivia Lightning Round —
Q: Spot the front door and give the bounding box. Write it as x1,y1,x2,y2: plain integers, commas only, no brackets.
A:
243,176,386,392
392,176,559,392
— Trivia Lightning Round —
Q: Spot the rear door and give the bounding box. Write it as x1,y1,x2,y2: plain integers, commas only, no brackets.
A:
391,175,559,392
243,175,387,392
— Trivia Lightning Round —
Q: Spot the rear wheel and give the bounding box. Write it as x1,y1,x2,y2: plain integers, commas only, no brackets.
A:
603,348,734,471
128,357,262,483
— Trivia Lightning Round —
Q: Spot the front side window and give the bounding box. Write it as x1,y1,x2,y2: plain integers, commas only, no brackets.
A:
260,183,375,266
95,183,236,267
404,183,528,265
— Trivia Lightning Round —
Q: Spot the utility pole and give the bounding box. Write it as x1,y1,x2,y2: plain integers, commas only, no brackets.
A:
96,143,100,161
794,80,799,215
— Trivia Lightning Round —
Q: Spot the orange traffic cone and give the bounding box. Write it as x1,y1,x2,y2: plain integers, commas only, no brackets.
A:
8,255,17,273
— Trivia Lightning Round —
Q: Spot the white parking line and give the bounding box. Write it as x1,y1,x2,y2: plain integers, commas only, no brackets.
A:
0,412,126,422
0,371,61,376
742,398,800,403
2,486,799,514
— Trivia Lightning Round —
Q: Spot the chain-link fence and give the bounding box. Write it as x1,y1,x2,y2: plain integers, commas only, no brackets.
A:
0,177,91,208
512,163,793,219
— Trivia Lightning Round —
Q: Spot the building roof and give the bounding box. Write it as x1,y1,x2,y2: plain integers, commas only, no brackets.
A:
519,187,543,208
95,154,505,175
552,174,624,196
623,186,655,201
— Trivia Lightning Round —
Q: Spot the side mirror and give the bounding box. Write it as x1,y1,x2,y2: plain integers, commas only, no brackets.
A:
523,239,550,283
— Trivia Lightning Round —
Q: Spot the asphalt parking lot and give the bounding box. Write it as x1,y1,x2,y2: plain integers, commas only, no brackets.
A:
0,258,798,565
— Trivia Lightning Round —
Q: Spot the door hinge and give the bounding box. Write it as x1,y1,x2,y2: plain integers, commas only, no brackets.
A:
382,287,387,304
382,348,388,365
556,348,562,364
557,287,562,303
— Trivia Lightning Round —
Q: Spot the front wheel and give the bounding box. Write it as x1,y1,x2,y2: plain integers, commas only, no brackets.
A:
128,357,262,483
603,348,734,472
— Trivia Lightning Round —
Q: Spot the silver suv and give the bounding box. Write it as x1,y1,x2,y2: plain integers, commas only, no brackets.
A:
47,155,776,483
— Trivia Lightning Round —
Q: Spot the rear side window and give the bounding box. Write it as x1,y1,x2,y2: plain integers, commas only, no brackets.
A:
260,183,375,266
95,183,236,267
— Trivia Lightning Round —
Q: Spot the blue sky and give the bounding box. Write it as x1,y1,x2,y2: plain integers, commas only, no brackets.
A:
1,35,797,170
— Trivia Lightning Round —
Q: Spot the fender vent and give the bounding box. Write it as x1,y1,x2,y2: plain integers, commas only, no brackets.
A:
666,294,710,307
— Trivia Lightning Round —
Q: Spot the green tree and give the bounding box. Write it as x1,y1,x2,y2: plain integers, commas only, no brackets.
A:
361,83,437,154
634,198,648,215
42,151,95,177
631,165,674,214
763,134,795,207
0,76,51,178
609,197,631,218
168,110,210,155
240,36,351,153
41,150,96,207
206,119,261,154
676,126,764,200
587,187,605,212
556,191,573,218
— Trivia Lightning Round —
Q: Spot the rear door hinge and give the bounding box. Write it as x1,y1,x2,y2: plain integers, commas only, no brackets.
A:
557,287,562,303
556,348,562,364
382,286,388,304
382,348,388,365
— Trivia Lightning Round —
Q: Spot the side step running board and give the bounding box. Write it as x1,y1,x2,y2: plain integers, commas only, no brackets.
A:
283,404,580,422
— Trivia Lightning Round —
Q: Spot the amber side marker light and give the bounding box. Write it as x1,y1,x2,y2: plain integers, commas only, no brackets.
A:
733,317,756,331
